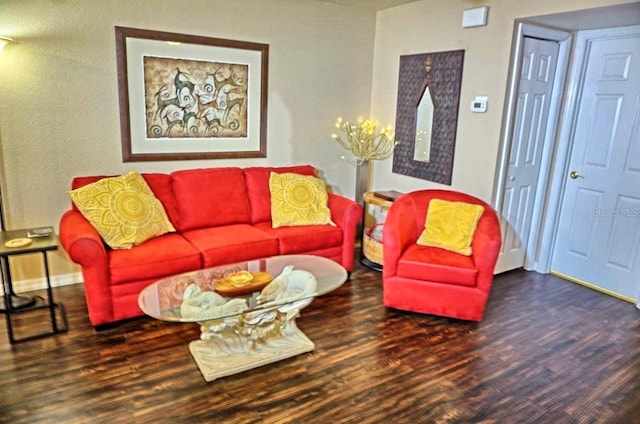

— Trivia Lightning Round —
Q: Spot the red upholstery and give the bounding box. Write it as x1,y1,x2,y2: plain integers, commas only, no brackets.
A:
254,222,343,254
60,165,363,327
171,167,252,231
182,224,279,268
382,190,502,322
108,233,201,285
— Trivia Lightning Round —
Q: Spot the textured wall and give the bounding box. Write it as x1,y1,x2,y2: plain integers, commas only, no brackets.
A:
369,0,637,201
0,0,376,284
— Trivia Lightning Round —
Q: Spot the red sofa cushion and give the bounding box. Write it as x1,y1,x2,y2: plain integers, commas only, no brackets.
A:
243,165,316,224
397,244,478,287
182,224,279,268
143,174,181,230
254,221,343,254
108,233,201,285
171,167,251,231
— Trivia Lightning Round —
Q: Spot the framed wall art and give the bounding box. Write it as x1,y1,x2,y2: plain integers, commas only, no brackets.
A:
392,50,464,184
115,26,269,161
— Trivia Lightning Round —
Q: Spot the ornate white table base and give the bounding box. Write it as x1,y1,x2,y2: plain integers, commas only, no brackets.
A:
189,319,314,382
184,267,318,382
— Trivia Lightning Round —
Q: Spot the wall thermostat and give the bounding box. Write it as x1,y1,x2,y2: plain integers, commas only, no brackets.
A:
471,96,488,113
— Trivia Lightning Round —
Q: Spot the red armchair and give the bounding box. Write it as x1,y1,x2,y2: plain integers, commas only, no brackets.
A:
382,190,502,322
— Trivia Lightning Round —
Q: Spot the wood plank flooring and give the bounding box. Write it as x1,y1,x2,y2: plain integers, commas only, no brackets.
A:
1,262,639,423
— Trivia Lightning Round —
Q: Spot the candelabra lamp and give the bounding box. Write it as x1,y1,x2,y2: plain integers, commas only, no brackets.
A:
331,117,398,204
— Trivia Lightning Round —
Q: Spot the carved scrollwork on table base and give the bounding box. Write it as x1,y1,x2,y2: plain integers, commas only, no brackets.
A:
189,319,315,382
183,265,318,381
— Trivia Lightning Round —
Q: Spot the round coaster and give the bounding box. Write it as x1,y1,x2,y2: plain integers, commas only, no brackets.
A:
4,238,33,248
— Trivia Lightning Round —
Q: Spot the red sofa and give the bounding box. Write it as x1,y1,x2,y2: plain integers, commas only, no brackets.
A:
382,190,502,322
59,165,362,327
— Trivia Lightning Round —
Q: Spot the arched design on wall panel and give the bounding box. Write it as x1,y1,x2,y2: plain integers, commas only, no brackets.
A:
392,50,464,185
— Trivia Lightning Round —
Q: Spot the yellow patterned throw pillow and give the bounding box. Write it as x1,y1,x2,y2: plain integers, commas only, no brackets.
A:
269,172,335,228
417,199,484,256
69,171,175,249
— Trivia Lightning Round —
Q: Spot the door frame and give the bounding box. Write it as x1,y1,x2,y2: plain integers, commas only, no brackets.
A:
492,22,572,273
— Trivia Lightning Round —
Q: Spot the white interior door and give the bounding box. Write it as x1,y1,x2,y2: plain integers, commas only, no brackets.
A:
498,37,559,272
551,29,640,301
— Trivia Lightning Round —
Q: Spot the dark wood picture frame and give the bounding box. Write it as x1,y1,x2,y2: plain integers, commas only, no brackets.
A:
392,50,464,184
115,26,269,162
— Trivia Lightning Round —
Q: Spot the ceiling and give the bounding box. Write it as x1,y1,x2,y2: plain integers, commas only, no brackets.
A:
316,0,420,11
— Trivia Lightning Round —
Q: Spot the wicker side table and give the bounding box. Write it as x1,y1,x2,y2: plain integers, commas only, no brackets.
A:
360,191,403,271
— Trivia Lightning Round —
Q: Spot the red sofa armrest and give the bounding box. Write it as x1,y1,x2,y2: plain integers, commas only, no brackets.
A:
59,209,113,326
328,193,363,271
59,210,107,266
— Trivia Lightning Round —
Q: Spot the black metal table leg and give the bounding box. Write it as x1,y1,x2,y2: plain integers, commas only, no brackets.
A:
0,229,68,343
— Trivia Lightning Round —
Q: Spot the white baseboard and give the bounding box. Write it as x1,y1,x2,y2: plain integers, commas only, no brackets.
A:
0,272,83,294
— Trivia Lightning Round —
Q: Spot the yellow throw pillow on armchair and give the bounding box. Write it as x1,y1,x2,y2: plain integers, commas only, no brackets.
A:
68,171,175,249
269,172,335,228
417,199,484,256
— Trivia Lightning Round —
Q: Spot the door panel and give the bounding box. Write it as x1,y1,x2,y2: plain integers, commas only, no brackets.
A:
497,37,559,272
607,196,640,270
551,32,640,300
584,95,621,166
566,188,603,257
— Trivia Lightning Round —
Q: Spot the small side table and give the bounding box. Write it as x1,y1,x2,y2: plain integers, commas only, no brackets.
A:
361,191,403,271
0,228,68,343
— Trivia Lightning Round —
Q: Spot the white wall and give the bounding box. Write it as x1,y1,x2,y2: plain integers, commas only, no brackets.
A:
369,0,637,201
0,0,376,281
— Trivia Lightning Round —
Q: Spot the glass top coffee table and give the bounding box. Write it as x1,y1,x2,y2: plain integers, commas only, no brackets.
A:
138,254,347,382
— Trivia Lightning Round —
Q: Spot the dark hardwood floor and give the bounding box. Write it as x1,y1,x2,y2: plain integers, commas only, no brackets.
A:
1,260,639,423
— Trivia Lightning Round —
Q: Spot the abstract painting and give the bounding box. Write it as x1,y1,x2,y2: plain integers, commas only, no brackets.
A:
116,26,269,161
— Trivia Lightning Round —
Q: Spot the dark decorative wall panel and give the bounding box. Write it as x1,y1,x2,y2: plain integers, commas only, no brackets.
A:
392,50,464,185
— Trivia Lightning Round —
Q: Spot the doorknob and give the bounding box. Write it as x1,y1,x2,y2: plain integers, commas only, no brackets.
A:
569,171,583,179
